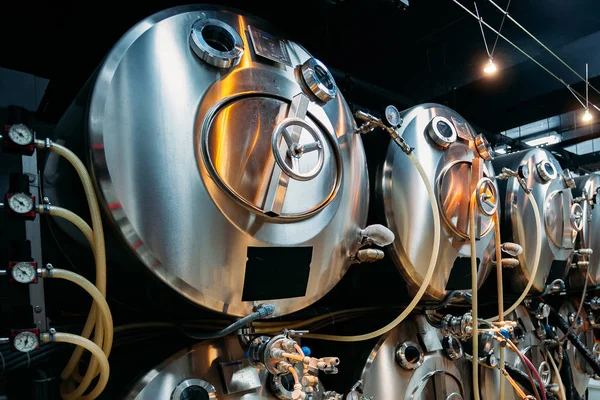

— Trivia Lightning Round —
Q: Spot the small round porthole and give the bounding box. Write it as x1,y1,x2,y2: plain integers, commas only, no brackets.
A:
395,341,424,370
536,160,557,183
190,18,244,68
171,379,217,400
300,58,337,103
427,116,457,148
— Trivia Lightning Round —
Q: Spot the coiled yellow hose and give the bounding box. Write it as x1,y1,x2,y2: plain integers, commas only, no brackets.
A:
41,332,109,400
304,152,441,342
35,140,110,397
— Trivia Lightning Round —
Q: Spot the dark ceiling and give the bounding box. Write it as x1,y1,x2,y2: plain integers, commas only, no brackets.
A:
2,0,600,167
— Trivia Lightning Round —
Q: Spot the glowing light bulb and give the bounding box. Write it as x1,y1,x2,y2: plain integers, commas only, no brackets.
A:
483,59,497,74
583,109,593,122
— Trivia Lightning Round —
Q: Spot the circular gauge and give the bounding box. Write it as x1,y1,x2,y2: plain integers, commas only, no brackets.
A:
8,193,34,214
536,160,557,183
11,262,36,284
427,116,457,148
385,105,402,127
7,124,33,146
13,331,39,352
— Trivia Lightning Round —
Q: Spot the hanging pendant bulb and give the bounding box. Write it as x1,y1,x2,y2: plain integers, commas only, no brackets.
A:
582,108,593,122
483,58,497,75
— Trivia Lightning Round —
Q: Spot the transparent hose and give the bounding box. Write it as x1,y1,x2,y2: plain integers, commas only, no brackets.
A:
547,350,566,400
304,152,441,342
36,140,109,395
488,192,542,321
469,190,481,400
41,332,109,400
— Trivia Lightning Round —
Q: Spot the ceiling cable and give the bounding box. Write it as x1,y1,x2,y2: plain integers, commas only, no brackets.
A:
474,2,492,58
451,0,597,111
489,0,512,57
486,0,600,98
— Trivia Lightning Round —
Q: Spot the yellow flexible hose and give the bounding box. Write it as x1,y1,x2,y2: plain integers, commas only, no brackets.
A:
48,269,113,399
488,191,542,322
39,205,94,247
547,350,566,400
492,211,506,400
41,332,109,400
304,152,441,342
469,189,481,400
36,140,110,396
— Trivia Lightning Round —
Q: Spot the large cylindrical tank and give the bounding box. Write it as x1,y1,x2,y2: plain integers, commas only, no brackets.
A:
491,149,581,294
356,316,471,399
123,335,309,400
45,5,368,317
568,173,600,289
558,299,596,397
373,103,498,300
480,307,552,400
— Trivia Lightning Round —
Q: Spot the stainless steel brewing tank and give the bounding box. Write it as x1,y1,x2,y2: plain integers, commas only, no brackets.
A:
52,6,368,317
378,103,497,300
558,300,595,396
124,335,307,399
491,149,580,294
358,315,471,399
568,174,600,289
480,307,551,400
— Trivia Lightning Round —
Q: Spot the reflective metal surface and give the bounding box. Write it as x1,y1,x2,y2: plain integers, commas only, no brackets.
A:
558,300,594,396
492,149,578,294
379,104,497,300
480,307,549,400
56,6,368,316
569,174,600,288
125,336,286,400
360,315,471,400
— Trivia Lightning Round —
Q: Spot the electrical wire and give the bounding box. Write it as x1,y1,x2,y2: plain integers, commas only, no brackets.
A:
451,0,600,112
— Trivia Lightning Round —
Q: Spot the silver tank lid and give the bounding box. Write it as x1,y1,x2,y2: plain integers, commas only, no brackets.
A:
84,6,368,317
492,149,580,294
379,103,498,300
569,174,600,288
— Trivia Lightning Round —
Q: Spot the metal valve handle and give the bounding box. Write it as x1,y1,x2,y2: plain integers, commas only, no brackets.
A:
271,117,325,181
476,177,499,217
570,202,584,231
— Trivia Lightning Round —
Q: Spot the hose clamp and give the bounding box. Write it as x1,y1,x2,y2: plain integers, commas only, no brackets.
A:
44,138,52,149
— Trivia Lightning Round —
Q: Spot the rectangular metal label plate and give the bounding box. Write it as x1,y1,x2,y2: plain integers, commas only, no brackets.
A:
219,359,262,394
248,25,292,67
451,116,473,142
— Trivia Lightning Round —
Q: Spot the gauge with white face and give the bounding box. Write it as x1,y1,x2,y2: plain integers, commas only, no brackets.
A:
8,193,34,214
11,262,37,283
13,331,39,352
7,124,33,146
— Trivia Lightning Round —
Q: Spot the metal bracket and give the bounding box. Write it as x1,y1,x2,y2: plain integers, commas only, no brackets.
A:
22,154,48,331
263,94,310,216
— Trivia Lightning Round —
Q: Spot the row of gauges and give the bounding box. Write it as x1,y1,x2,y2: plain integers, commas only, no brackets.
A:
1,123,45,354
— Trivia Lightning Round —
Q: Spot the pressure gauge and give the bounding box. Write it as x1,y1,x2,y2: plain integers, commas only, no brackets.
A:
13,331,39,353
10,262,37,284
346,391,361,400
384,105,402,128
7,124,34,146
8,193,34,214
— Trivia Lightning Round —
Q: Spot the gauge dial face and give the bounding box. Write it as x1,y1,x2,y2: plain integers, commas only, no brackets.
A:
8,193,34,214
11,262,36,283
13,331,38,352
385,105,401,127
8,124,33,146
